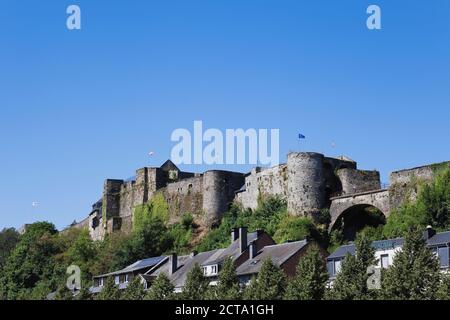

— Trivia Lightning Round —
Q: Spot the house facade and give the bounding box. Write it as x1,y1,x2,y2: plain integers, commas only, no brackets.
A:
327,226,450,281
90,256,165,293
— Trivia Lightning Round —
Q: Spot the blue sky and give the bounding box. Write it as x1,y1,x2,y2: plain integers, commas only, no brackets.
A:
0,0,449,230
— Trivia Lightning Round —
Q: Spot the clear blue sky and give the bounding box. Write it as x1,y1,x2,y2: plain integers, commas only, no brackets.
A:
0,0,449,230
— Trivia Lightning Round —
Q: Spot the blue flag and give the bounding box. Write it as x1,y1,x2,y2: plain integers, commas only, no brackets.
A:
298,133,306,139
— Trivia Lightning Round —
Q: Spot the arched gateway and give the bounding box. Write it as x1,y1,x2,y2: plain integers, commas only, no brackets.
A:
329,189,391,232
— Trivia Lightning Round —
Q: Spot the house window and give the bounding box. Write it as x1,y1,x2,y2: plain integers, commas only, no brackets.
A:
202,267,208,276
438,246,449,267
115,276,120,285
211,265,218,275
380,254,389,269
334,260,342,275
100,278,104,287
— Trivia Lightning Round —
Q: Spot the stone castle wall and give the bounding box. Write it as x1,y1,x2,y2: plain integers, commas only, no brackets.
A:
389,161,450,209
337,168,381,196
236,164,288,210
162,175,204,224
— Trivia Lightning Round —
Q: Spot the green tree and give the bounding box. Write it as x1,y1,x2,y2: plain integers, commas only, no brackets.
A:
419,169,450,229
383,169,450,238
284,246,328,300
111,217,172,270
54,282,74,300
76,282,93,300
182,264,210,300
381,227,441,300
244,259,286,300
209,258,241,300
329,235,375,300
0,228,20,268
64,229,98,282
121,277,145,300
0,222,61,300
95,277,121,300
437,274,450,300
145,273,175,300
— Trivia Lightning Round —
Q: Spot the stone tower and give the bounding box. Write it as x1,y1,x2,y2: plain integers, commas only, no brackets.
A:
287,152,326,218
202,170,245,227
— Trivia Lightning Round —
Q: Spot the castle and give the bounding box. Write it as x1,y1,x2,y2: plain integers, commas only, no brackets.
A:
73,152,389,241
71,151,449,241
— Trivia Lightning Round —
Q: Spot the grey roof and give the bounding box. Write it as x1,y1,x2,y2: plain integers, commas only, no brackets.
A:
327,230,450,260
146,251,219,289
327,238,404,260
94,256,165,278
427,231,450,246
327,244,356,260
201,231,259,266
236,240,308,276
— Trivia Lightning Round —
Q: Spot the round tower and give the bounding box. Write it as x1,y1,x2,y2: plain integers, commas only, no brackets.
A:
287,152,325,218
202,170,245,227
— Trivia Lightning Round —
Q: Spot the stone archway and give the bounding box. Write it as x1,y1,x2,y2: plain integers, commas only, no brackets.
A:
329,189,390,233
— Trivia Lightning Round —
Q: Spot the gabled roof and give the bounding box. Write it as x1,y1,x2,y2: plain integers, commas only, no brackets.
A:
146,250,219,289
202,231,260,266
236,240,308,276
94,256,166,278
160,160,179,172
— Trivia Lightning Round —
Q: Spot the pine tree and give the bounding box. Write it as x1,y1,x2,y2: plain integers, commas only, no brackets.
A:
381,227,441,300
437,274,450,300
121,277,145,300
181,263,210,300
284,246,328,300
54,283,74,300
209,258,241,300
244,259,286,300
329,235,375,300
145,273,175,300
95,277,121,300
75,282,92,300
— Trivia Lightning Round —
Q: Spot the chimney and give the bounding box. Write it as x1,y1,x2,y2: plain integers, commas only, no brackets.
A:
249,241,257,259
169,253,178,275
190,251,198,258
231,228,239,242
256,229,264,238
239,227,248,254
425,225,436,240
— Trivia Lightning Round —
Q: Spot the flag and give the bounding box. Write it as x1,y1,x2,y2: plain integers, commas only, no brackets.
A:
298,133,306,139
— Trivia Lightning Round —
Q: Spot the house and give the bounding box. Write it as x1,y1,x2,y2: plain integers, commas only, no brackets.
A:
91,226,328,295
141,227,275,290
90,256,165,294
326,226,450,282
141,251,219,293
236,239,326,285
